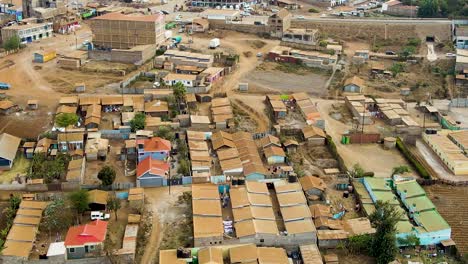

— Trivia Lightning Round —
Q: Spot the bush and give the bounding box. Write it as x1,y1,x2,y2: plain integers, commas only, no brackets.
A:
130,112,146,132
3,35,20,51
406,37,421,47
395,138,430,179
389,62,406,77
308,7,319,13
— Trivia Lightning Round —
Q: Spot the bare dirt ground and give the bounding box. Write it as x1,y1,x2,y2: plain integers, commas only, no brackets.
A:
0,24,126,138
242,62,330,96
140,185,190,264
316,99,409,177
425,185,468,255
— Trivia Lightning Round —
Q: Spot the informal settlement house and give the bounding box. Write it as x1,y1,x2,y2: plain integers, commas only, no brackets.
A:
64,220,108,259
1,201,48,260
357,177,451,246
0,133,21,169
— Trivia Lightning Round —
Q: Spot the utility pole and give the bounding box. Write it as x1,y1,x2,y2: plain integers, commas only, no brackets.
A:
360,102,365,144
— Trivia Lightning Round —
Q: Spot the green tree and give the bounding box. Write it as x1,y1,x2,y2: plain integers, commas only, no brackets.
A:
348,234,373,254
28,153,70,183
397,234,420,247
417,0,439,17
42,198,73,236
178,159,190,175
3,35,20,51
107,195,121,221
156,126,175,141
55,113,79,128
97,166,116,186
177,138,188,158
69,190,89,221
399,46,416,60
173,82,186,112
130,112,146,132
369,201,401,264
392,165,410,175
389,62,406,77
351,163,365,178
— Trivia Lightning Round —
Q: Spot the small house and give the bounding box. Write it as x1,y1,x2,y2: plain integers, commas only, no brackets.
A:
0,100,16,115
85,138,109,161
283,139,299,154
267,96,287,121
27,100,39,110
58,133,84,152
136,157,170,187
128,187,144,209
260,135,281,149
400,87,411,96
137,137,171,163
66,158,85,183
354,50,369,60
35,137,56,155
121,112,135,127
22,142,36,159
201,67,225,83
144,100,169,118
190,115,211,130
186,93,197,109
75,83,86,93
59,96,79,106
263,145,286,165
64,220,108,259
299,175,326,198
88,190,108,211
371,62,385,75
163,73,198,88
343,76,365,93
0,133,21,169
302,126,326,145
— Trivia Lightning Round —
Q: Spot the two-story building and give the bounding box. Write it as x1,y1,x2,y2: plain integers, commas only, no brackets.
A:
1,22,52,44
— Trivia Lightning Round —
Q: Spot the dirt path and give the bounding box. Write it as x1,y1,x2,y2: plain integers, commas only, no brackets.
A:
141,186,190,264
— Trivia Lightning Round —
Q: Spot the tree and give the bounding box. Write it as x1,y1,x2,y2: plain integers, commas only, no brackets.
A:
348,234,373,254
399,46,416,60
55,113,79,129
397,234,420,248
417,0,439,17
392,165,410,175
177,138,188,158
350,163,365,178
130,112,146,132
172,82,186,112
389,62,406,77
178,159,190,175
369,201,401,264
69,190,89,221
42,198,73,236
107,195,121,221
156,126,175,141
3,35,20,51
98,166,116,186
28,153,70,183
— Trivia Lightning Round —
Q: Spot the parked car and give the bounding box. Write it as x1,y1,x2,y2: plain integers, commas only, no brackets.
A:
446,53,456,58
90,211,110,220
256,52,263,57
0,82,11,90
297,15,305,20
385,50,396,55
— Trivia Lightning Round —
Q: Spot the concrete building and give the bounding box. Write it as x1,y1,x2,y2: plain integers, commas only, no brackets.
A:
22,0,66,19
268,9,291,38
90,12,165,49
454,25,468,49
0,133,21,170
1,22,52,44
423,132,468,175
155,50,214,69
192,184,224,247
268,46,337,70
343,76,365,93
200,9,241,20
282,28,318,46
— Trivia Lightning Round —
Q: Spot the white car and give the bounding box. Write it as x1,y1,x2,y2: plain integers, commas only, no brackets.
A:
297,15,305,20
90,211,110,220
446,53,456,58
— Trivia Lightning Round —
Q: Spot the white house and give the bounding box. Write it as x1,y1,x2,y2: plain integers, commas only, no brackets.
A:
163,73,197,88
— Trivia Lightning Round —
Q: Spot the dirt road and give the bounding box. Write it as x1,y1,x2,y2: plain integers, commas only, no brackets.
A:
141,185,190,264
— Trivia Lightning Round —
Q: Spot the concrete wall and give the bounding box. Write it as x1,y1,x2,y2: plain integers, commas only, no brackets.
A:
0,256,110,264
209,20,269,35
88,45,155,65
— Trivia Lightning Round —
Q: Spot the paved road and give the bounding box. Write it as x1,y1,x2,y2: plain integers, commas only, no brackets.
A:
292,16,452,24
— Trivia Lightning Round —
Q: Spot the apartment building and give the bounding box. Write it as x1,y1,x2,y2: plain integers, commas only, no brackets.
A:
1,22,52,44
90,12,165,49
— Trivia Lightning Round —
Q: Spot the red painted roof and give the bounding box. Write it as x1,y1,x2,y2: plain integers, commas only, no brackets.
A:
64,220,108,247
136,137,171,152
137,156,170,178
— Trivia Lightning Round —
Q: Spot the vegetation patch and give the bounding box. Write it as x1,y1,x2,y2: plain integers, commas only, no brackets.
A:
395,138,430,179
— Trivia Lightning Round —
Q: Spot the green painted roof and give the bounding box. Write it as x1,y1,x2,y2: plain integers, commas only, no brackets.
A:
373,191,399,205
365,177,392,191
405,196,435,212
414,210,450,232
396,220,414,233
354,181,372,200
362,204,376,216
395,180,426,198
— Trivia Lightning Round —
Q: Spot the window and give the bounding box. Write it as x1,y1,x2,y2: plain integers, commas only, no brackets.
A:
69,248,75,253
89,245,95,250
260,239,264,243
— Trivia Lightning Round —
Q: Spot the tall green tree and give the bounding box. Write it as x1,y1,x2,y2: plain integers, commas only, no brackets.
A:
369,201,401,264
173,82,186,112
107,195,121,221
130,112,146,132
417,0,439,17
42,198,73,236
98,166,116,186
69,190,89,222
3,35,20,51
55,113,79,128
156,126,175,141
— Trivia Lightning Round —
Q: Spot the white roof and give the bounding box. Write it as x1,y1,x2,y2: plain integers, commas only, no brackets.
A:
47,242,66,257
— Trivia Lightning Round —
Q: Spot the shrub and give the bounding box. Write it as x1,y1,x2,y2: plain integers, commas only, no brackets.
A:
395,138,430,179
308,7,319,13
